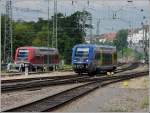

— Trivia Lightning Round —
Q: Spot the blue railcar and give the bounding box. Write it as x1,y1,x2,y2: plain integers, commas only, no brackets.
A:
72,44,117,75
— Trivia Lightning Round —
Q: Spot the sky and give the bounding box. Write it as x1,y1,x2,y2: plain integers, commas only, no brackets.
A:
1,0,150,35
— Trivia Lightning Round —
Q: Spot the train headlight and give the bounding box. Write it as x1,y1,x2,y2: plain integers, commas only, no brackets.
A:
74,59,77,62
86,59,88,62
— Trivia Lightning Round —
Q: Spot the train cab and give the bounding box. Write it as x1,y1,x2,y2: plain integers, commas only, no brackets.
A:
72,44,117,75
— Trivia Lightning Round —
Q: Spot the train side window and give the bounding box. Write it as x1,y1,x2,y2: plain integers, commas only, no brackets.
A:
114,53,117,59
95,52,98,59
36,56,40,59
114,53,117,63
49,55,52,63
102,53,112,64
44,55,48,64
95,51,100,60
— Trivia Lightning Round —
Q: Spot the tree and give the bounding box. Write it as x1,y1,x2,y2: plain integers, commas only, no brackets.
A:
32,25,52,46
55,11,91,63
1,15,5,61
1,11,91,64
113,29,128,58
13,21,35,53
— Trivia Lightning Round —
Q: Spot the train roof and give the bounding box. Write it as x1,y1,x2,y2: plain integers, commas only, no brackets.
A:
17,46,58,51
74,44,116,49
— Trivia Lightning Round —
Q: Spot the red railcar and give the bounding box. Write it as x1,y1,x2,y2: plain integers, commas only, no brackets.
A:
14,46,59,71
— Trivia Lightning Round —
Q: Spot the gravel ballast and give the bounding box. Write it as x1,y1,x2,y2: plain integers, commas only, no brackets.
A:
1,83,85,111
54,76,149,112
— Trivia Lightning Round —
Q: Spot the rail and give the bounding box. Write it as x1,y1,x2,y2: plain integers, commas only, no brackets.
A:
3,70,148,112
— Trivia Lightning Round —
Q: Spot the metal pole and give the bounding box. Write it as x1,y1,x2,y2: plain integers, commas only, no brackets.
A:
47,0,50,47
0,1,1,64
4,4,7,62
142,23,145,62
83,10,85,36
148,25,150,62
90,15,92,43
96,18,100,35
4,0,13,63
25,63,29,76
10,0,13,62
55,0,57,49
47,0,50,67
144,24,148,63
52,0,55,48
88,14,92,44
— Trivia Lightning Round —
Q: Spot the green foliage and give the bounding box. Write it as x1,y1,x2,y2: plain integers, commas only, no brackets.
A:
32,25,52,46
13,21,35,53
1,11,91,64
113,29,128,51
117,47,144,61
134,50,144,60
123,48,134,57
117,48,134,58
1,15,5,60
140,96,149,109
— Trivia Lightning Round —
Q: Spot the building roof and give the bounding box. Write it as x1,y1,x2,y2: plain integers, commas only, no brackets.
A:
95,32,117,41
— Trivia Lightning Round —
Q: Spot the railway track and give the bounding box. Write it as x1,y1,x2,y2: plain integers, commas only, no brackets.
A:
2,68,73,77
3,70,148,112
1,71,54,77
1,63,127,77
115,62,140,73
1,62,143,92
1,75,90,92
1,74,81,84
116,62,126,67
2,62,139,84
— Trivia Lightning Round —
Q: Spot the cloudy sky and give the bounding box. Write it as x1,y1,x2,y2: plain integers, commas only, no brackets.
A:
1,0,150,35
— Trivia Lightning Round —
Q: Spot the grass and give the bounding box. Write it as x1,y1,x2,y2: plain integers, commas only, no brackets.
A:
140,96,149,109
143,78,149,88
58,64,73,71
63,64,72,69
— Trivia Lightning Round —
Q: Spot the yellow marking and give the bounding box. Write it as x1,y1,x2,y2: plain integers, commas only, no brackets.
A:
107,72,111,76
111,72,114,75
123,81,128,88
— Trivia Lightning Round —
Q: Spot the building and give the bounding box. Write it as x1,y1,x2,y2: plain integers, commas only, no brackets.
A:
127,25,149,53
85,32,116,43
96,32,116,43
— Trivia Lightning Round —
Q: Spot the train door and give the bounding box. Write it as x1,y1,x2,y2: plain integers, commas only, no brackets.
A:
44,55,48,64
114,52,117,64
112,50,117,65
49,55,52,64
102,50,112,65
94,51,100,66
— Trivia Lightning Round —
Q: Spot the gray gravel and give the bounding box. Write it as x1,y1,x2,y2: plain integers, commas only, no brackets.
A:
1,71,75,80
54,87,148,112
2,65,149,112
1,83,85,111
54,76,149,112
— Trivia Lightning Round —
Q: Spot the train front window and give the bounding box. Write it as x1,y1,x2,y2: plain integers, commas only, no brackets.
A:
75,48,89,57
17,49,28,60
